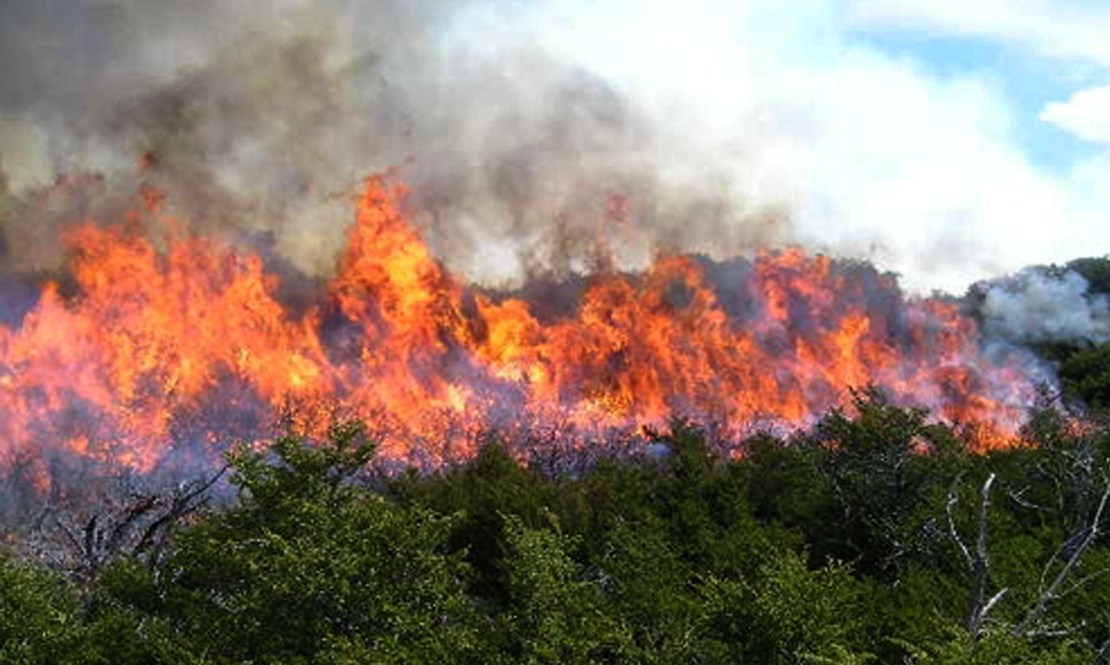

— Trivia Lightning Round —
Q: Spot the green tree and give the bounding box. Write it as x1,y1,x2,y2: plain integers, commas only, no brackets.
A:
135,422,482,664
499,515,633,663
702,549,871,663
1059,345,1110,411
808,388,962,575
0,556,79,665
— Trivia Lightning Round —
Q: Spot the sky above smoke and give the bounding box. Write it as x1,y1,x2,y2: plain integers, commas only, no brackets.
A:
1,0,1108,294
504,0,1110,293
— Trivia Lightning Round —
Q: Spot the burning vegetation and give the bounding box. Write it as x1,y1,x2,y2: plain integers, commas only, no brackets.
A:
0,173,1045,489
7,4,1110,662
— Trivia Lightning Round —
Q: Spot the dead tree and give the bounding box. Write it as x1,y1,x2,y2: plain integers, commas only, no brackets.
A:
947,472,1008,638
1011,480,1110,638
24,466,227,590
947,465,1110,645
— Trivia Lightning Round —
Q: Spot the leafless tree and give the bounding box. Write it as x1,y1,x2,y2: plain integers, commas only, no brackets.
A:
1011,480,1110,638
947,472,1009,638
947,461,1110,644
21,466,227,591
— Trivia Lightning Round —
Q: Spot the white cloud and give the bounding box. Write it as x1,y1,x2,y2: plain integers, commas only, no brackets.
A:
502,0,1109,293
1041,86,1110,145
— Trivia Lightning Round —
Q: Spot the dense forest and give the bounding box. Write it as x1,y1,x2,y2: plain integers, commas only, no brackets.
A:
3,256,1110,664
6,393,1110,664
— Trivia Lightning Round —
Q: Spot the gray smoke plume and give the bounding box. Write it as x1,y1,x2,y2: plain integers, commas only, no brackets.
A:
0,0,783,285
978,269,1110,346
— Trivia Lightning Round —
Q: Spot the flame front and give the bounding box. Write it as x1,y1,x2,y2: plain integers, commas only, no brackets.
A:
0,176,1037,476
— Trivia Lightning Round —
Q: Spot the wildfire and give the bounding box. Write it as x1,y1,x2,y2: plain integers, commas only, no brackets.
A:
0,175,1037,477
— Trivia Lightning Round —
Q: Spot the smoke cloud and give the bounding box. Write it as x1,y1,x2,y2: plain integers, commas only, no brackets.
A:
978,269,1110,346
0,0,782,285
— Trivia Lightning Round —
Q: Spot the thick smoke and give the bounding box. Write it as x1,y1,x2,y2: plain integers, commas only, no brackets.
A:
0,0,783,285
977,269,1110,346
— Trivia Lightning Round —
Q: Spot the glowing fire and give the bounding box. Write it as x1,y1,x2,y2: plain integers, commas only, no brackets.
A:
0,175,1036,476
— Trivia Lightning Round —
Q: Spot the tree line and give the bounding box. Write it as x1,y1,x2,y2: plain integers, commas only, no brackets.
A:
3,389,1110,664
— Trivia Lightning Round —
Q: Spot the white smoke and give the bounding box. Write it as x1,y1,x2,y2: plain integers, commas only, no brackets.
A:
980,269,1110,345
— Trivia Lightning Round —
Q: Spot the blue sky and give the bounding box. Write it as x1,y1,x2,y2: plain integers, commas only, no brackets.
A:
852,30,1094,170
456,0,1110,293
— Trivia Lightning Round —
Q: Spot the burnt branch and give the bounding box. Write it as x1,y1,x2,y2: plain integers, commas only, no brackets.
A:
25,465,228,587
134,466,228,567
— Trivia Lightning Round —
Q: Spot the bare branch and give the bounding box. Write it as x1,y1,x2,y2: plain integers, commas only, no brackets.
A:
1013,479,1110,637
21,465,228,589
134,466,227,567
974,474,997,570
948,473,1003,638
965,473,997,637
51,511,83,556
946,475,973,571
1007,486,1048,513
979,588,1009,624
1095,633,1110,665
1059,568,1110,599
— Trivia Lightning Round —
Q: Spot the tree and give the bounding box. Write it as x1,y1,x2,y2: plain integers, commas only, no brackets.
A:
127,422,483,663
807,388,962,575
499,515,633,663
941,405,1110,654
0,556,79,665
701,549,871,663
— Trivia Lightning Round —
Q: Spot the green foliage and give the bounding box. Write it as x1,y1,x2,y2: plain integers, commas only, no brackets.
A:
806,388,962,574
902,629,1090,665
0,555,190,665
1059,344,1110,410
702,550,871,664
499,515,633,663
390,439,566,604
588,518,703,661
0,556,78,664
1066,256,1110,296
7,401,1110,662
136,422,480,663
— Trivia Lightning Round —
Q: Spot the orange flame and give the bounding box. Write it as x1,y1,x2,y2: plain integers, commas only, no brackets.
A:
0,175,1037,479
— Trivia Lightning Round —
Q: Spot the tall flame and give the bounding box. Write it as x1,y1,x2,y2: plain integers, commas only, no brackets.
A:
0,175,1037,479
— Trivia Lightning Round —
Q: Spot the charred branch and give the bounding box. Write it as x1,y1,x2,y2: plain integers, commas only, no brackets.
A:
25,465,227,587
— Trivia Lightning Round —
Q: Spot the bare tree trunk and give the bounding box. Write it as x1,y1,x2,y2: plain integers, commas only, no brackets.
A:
949,473,1008,638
